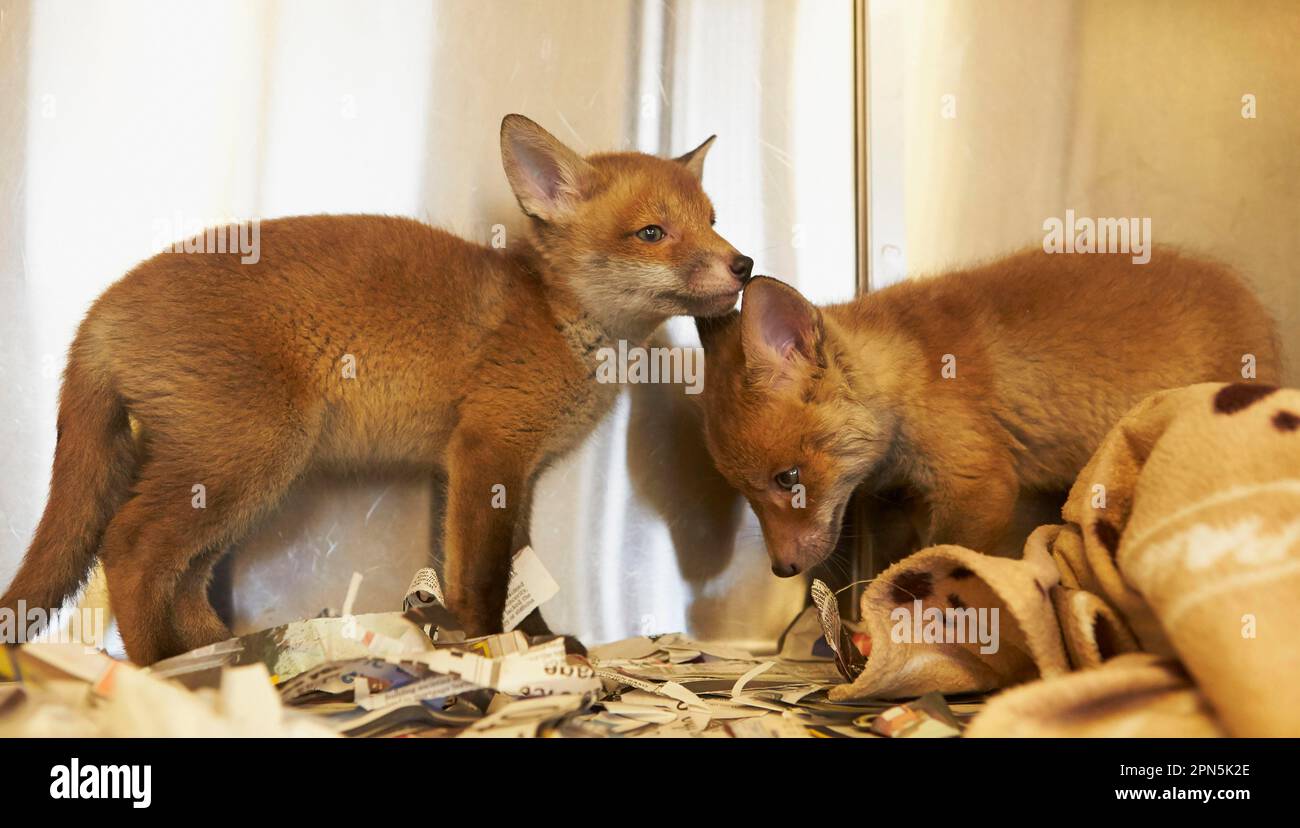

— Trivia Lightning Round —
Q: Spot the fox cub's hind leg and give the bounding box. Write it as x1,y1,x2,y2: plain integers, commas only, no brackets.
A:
103,422,315,664
170,545,235,653
100,465,216,664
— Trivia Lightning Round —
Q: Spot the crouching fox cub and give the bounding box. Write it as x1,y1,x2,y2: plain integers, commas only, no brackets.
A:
696,249,1279,576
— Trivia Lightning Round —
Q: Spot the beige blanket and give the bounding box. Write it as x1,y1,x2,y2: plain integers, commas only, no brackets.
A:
830,382,1300,737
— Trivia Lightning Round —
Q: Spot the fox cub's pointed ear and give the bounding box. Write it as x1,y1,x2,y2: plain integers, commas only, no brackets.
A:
739,277,823,388
674,135,716,181
501,114,595,221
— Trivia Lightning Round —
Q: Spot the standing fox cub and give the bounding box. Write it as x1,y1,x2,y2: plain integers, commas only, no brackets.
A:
696,249,1279,576
1,114,753,664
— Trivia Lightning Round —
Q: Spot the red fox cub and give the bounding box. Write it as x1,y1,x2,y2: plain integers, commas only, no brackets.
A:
696,249,1279,576
1,114,754,664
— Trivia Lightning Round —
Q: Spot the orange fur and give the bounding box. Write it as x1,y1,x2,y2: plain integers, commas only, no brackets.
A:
0,115,753,663
697,248,1281,576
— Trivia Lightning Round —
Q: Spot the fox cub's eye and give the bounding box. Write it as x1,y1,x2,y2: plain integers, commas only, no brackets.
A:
774,467,800,490
635,225,666,243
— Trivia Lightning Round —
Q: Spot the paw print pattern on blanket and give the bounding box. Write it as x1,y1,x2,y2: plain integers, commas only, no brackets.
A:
834,381,1300,737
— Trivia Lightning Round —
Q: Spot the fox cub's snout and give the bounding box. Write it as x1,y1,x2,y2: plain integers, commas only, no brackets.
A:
501,115,752,327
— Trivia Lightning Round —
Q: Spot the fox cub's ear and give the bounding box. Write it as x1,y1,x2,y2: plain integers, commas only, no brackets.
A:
500,114,595,221
739,277,824,388
674,135,716,181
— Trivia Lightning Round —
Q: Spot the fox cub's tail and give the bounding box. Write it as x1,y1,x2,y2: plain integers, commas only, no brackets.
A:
0,344,136,633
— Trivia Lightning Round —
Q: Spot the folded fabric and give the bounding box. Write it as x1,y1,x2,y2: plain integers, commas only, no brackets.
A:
831,382,1300,737
964,653,1226,738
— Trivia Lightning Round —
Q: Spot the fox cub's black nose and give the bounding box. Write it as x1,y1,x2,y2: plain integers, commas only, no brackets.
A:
731,255,754,282
771,561,801,577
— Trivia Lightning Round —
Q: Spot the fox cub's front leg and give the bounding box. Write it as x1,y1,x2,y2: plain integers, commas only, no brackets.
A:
925,448,1019,553
442,426,532,636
